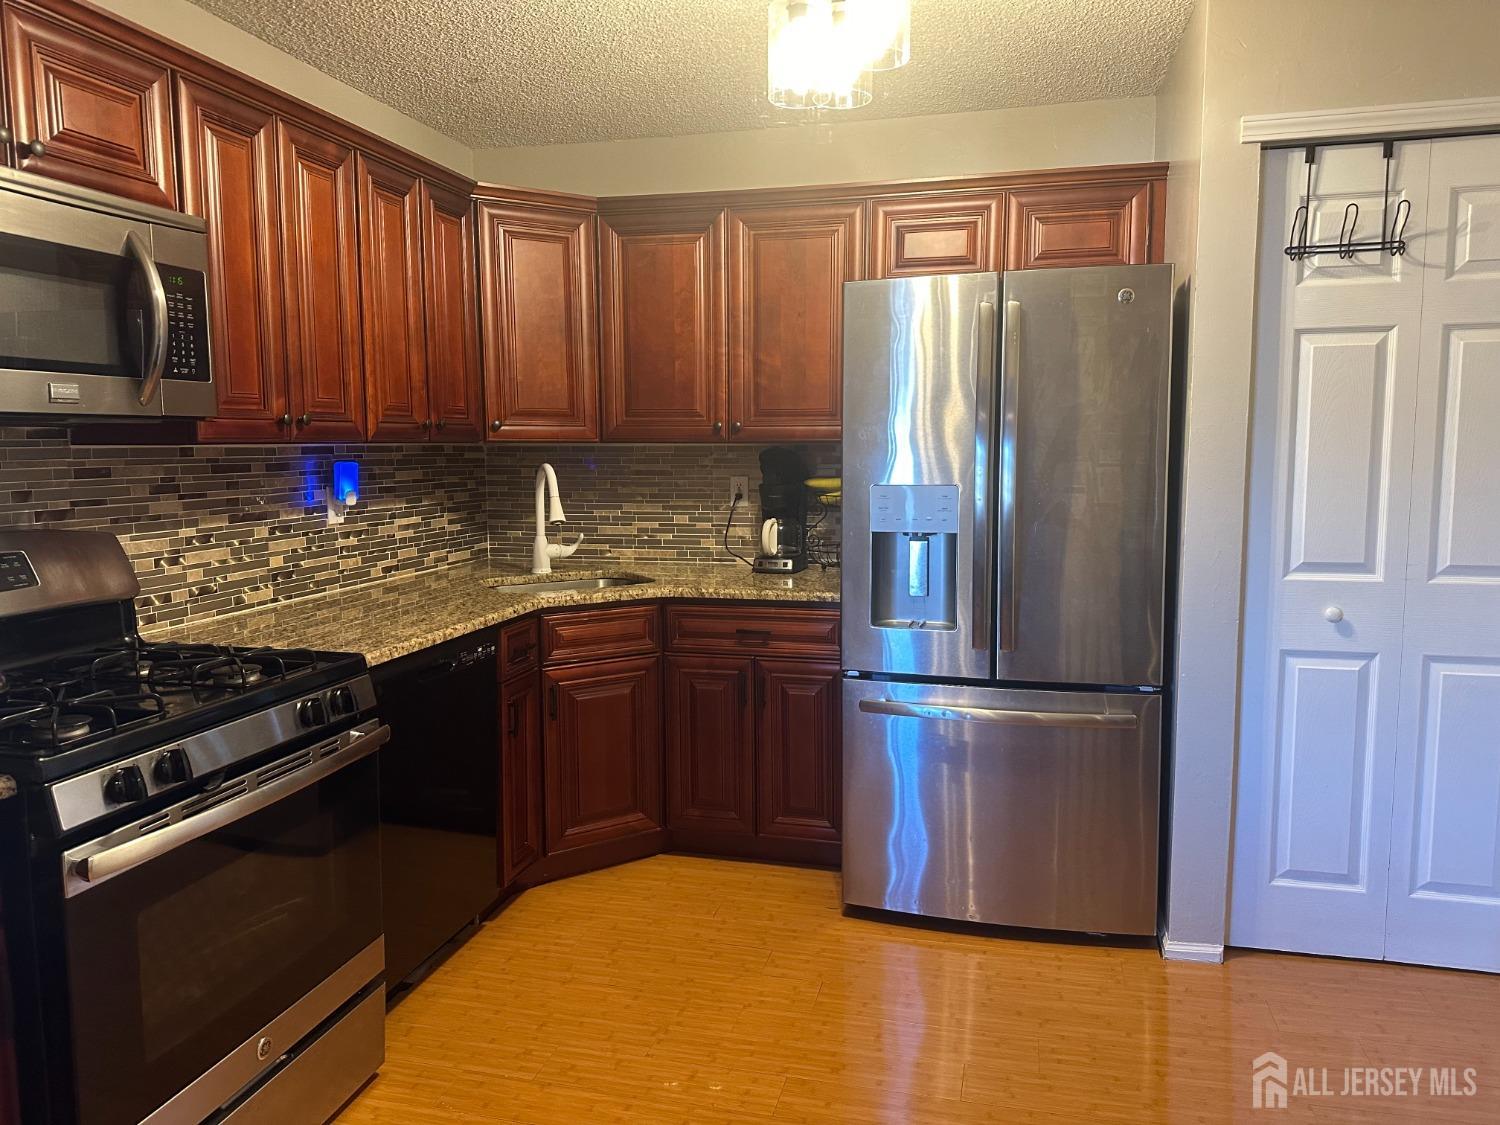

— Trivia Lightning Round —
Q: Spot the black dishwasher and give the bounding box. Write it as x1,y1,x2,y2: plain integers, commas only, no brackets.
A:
373,630,500,989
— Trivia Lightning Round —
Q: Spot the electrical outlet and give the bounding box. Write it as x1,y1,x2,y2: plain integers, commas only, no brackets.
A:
729,476,749,507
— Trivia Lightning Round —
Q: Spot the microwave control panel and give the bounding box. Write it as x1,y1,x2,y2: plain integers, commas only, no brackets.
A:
160,266,211,381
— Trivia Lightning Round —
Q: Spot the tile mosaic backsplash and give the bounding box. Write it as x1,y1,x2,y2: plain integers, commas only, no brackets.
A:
0,428,839,630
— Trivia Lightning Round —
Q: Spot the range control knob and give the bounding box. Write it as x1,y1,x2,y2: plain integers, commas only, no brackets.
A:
153,747,190,786
296,696,328,729
328,686,356,717
104,765,148,805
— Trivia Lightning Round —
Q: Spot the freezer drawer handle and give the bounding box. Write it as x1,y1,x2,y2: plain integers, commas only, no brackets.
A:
857,698,1138,729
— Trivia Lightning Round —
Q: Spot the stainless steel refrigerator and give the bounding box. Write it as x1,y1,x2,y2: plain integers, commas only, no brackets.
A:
840,265,1171,936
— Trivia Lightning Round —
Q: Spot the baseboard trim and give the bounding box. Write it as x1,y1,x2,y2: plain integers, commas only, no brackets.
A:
1161,937,1225,964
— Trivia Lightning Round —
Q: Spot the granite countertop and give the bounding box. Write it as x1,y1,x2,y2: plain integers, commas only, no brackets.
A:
141,561,841,667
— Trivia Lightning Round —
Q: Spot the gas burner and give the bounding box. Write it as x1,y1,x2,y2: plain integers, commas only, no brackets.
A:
0,689,167,753
207,663,265,688
25,712,92,745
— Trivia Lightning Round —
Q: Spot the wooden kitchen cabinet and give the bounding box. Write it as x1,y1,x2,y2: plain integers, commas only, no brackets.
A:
277,120,365,440
870,191,1005,278
176,77,289,442
499,669,544,887
1004,179,1160,270
542,654,663,854
598,205,727,441
356,153,428,441
420,181,484,440
727,201,863,442
757,660,841,844
665,655,755,837
477,197,599,441
2,1,177,207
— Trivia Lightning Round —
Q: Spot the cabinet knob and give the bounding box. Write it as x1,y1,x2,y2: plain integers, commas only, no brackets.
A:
730,420,742,435
295,413,311,428
435,418,447,431
1324,606,1345,623
22,138,44,158
489,419,502,433
420,418,432,431
0,127,12,146
713,420,723,434
277,413,291,427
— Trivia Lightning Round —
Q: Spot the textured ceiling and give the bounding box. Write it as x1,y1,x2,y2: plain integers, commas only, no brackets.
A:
185,0,1195,148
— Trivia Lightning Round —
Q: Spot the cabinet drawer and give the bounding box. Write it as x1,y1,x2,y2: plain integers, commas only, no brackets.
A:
664,605,839,657
499,617,540,680
542,604,660,665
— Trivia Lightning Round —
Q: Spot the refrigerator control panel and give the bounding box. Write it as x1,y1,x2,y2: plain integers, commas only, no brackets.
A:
869,484,960,533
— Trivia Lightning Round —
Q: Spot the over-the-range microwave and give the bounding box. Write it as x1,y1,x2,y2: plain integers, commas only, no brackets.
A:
0,165,214,420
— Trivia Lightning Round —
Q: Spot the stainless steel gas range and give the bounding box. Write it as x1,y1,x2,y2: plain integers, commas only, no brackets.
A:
0,530,387,1125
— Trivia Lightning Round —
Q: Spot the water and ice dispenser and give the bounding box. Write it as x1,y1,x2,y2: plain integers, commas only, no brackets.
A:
869,484,959,631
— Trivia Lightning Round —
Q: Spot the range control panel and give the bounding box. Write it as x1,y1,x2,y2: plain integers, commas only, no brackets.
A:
160,266,211,381
0,552,39,592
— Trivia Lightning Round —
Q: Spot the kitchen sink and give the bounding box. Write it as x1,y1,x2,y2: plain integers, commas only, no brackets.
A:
509,576,653,595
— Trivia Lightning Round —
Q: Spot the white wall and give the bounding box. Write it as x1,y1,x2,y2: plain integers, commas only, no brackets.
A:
473,99,1158,196
90,0,473,176
1161,0,1500,955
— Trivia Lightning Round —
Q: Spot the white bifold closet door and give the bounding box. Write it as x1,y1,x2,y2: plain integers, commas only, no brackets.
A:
1232,134,1500,972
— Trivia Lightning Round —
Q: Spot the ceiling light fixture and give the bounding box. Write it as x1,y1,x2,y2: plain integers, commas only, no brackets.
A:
766,0,911,112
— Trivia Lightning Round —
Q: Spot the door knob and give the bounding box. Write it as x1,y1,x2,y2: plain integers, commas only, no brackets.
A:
1324,606,1344,623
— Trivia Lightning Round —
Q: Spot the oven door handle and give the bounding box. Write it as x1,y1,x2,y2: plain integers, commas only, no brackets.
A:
66,722,389,896
124,229,169,407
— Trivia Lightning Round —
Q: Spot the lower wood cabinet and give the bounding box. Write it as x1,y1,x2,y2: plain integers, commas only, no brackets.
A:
543,654,663,854
665,655,756,837
499,669,544,887
757,659,841,842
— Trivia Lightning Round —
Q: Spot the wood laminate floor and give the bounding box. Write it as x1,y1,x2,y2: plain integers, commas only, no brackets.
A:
339,855,1500,1124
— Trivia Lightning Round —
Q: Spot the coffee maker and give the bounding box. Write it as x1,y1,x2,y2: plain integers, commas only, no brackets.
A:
753,447,809,574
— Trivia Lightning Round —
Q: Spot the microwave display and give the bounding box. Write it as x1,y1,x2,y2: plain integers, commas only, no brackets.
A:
162,266,210,382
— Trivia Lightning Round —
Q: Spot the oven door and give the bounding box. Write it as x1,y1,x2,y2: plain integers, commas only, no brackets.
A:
58,723,386,1125
0,172,214,419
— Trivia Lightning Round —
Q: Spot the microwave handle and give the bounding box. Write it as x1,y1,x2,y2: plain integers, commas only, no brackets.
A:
124,230,169,407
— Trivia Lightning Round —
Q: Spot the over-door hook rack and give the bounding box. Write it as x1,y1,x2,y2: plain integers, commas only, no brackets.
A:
1284,140,1412,262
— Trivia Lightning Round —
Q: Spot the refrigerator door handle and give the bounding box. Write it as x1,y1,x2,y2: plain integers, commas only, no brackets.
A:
971,298,998,652
998,298,1021,653
857,697,1139,730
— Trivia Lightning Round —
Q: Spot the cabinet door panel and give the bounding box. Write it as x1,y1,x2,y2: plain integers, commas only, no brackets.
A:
1004,180,1154,270
356,153,428,441
500,672,544,887
278,121,364,439
599,207,727,441
176,78,286,441
758,660,841,841
666,655,755,836
870,192,1004,278
478,202,599,440
2,3,176,207
543,656,662,853
421,182,484,441
727,202,863,441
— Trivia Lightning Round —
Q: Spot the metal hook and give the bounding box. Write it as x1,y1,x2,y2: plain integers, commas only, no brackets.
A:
1337,202,1359,260
1285,204,1310,260
1389,197,1411,255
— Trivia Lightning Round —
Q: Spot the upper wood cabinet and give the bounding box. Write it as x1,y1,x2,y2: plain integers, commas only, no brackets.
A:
421,182,484,440
2,2,177,207
477,199,599,441
1004,179,1160,271
727,200,863,442
177,78,288,442
356,153,427,441
870,191,1005,278
277,121,365,440
598,206,727,442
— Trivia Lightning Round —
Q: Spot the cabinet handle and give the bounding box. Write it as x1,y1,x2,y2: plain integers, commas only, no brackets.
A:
508,643,534,665
489,419,502,433
735,627,772,645
295,413,311,428
21,138,44,158
730,421,742,435
507,698,520,738
277,413,291,427
547,683,558,719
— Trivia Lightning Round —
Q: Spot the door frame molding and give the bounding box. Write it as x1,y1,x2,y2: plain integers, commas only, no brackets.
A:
1241,96,1500,146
